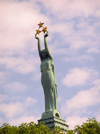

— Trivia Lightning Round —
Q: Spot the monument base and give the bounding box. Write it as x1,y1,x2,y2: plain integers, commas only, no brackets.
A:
41,109,62,119
38,117,69,132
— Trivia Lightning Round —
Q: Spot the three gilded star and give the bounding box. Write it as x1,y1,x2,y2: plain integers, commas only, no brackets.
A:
36,22,47,35
36,29,41,35
38,21,44,28
42,27,47,34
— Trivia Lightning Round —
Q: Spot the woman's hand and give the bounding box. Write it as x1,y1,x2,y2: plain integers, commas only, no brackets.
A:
35,34,39,39
44,31,49,37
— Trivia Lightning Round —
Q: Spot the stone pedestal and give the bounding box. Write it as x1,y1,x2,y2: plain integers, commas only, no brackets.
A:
38,110,69,132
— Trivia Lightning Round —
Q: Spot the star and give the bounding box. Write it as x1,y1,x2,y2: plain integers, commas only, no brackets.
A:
38,21,44,28
42,27,47,34
36,29,41,35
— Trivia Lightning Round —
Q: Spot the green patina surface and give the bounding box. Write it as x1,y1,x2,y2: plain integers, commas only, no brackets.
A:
35,31,69,131
38,117,69,132
35,31,58,114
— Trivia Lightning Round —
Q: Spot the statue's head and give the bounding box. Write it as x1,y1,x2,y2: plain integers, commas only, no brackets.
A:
40,49,47,60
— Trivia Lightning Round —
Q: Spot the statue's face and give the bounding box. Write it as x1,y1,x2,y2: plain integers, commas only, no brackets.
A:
42,52,46,58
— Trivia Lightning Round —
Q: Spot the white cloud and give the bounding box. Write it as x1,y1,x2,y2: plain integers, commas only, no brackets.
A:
87,47,100,54
9,114,40,126
62,68,98,87
48,19,100,55
32,71,41,81
0,1,49,52
0,117,5,125
0,0,42,74
0,94,7,103
38,0,100,19
0,0,99,60
4,82,27,91
0,56,39,74
0,72,6,85
93,79,100,87
62,54,94,62
66,115,88,129
26,97,37,106
61,79,100,115
96,114,100,123
58,96,62,102
0,102,24,118
0,0,99,57
93,107,100,122
0,96,37,120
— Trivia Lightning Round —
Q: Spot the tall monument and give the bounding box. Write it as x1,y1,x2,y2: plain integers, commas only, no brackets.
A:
35,22,69,132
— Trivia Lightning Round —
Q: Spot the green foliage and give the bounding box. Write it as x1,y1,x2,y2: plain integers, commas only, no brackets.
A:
0,123,19,134
0,122,64,134
36,122,50,134
0,118,100,134
74,118,100,134
67,130,75,134
52,127,64,134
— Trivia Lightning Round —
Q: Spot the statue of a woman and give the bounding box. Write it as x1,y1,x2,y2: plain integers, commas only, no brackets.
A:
36,29,68,131
35,31,58,112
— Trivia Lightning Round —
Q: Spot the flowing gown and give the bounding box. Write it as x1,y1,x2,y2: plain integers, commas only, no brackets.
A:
41,59,58,112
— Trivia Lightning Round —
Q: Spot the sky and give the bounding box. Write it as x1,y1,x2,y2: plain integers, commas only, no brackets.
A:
0,0,100,129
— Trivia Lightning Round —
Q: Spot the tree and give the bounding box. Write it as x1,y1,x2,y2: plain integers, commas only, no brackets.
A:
52,127,65,134
18,123,29,134
74,118,100,134
67,130,75,134
36,122,50,134
0,118,100,134
0,123,11,134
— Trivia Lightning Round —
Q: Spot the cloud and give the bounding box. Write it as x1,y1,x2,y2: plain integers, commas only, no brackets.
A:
9,115,40,126
0,118,4,125
0,0,99,62
58,96,62,102
0,94,7,103
62,54,94,62
26,97,37,106
61,79,100,115
0,56,39,74
0,0,99,57
0,96,37,125
93,79,100,86
62,68,98,87
48,17,100,56
0,102,24,118
0,0,49,52
96,112,100,122
0,72,6,85
50,45,68,55
32,71,41,81
4,82,27,92
66,115,88,129
87,47,100,54
0,1,49,74
38,0,100,19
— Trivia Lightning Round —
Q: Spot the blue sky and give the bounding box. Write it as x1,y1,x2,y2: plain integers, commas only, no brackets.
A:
0,0,100,129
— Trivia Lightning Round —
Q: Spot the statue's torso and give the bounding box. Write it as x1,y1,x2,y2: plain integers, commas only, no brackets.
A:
40,59,53,71
40,59,56,85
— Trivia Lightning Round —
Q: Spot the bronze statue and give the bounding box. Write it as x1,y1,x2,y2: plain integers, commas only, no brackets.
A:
35,22,69,132
35,31,58,112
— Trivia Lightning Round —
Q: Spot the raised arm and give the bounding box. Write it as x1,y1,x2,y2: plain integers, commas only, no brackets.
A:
35,34,41,54
44,31,53,60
